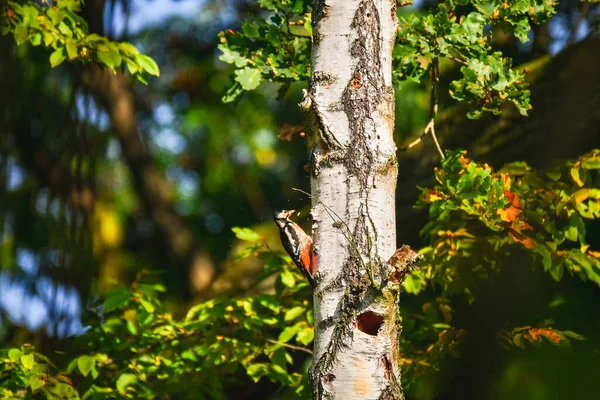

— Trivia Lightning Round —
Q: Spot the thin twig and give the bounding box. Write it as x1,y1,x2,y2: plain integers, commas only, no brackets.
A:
446,54,468,66
265,339,313,355
401,58,445,159
429,58,444,159
292,188,368,272
99,329,202,368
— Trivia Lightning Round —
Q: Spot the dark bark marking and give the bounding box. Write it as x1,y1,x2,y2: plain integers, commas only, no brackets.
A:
312,0,329,25
382,355,392,380
312,0,329,45
312,71,337,86
378,352,404,399
342,0,385,190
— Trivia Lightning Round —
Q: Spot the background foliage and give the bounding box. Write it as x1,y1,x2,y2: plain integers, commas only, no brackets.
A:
0,0,599,398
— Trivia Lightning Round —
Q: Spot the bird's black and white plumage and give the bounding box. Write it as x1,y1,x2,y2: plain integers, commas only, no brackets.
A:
274,210,314,286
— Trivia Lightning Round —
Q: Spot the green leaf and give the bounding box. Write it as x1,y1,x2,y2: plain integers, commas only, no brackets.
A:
78,356,96,377
535,243,552,271
513,333,525,348
242,21,261,38
138,282,166,293
66,40,78,60
43,31,55,47
97,49,122,72
280,269,296,288
284,306,305,322
28,375,44,391
246,363,268,382
218,44,248,67
124,57,139,74
232,227,262,242
14,24,28,45
136,54,160,76
222,82,244,103
116,373,138,394
582,158,600,170
278,325,300,343
8,348,22,362
257,294,280,312
549,260,564,282
136,73,149,85
403,274,423,294
235,67,263,91
562,330,585,341
86,33,104,42
58,21,73,37
21,353,35,370
82,385,114,400
139,298,155,313
296,327,314,346
50,48,67,67
104,288,130,312
118,42,139,56
30,33,42,46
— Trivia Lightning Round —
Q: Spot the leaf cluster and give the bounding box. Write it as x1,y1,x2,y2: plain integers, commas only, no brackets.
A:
218,0,558,119
395,0,556,118
0,229,314,399
395,150,600,390
415,149,600,294
2,0,159,83
217,0,312,102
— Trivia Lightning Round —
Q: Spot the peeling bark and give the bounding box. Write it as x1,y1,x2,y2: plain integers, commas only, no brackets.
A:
307,1,409,398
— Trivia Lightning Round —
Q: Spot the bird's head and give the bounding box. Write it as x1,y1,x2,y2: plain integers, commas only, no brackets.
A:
273,209,295,227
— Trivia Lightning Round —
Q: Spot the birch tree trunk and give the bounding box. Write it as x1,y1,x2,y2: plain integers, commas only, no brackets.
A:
306,1,416,398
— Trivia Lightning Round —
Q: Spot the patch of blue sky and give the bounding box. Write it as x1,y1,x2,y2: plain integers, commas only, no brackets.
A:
16,248,38,275
232,144,252,165
0,272,86,337
35,189,49,215
548,14,590,55
107,138,122,160
179,171,200,198
252,128,276,149
109,0,210,35
75,92,111,131
154,128,187,153
0,273,48,332
154,103,176,126
7,157,24,191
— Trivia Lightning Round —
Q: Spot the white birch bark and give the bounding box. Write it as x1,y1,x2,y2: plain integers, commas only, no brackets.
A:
304,1,417,398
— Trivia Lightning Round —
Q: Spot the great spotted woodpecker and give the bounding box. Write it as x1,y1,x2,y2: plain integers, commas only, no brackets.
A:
274,210,314,286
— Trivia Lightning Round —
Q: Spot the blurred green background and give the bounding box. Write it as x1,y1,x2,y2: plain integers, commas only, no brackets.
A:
1,0,599,398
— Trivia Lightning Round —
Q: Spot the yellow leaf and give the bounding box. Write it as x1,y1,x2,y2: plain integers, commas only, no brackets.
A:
588,250,600,258
573,188,590,205
571,167,584,187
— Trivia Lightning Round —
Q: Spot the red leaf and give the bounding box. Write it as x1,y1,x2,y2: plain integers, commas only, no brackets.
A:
497,206,522,222
503,190,521,208
510,230,534,249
